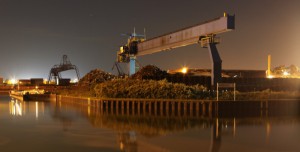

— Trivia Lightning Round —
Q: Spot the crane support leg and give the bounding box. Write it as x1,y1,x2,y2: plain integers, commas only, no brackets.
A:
129,56,136,76
208,43,222,87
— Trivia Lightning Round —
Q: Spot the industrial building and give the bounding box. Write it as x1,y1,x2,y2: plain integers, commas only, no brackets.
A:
18,79,31,85
0,77,3,85
30,78,44,86
168,68,266,78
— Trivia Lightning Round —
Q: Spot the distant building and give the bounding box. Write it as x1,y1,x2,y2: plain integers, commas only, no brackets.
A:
59,79,70,86
19,79,31,85
0,77,3,85
222,69,266,78
168,68,266,78
30,78,44,85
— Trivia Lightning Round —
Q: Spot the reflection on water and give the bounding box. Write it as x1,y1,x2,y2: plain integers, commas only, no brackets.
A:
54,99,300,152
210,118,221,152
9,98,45,118
1,96,300,152
118,131,137,152
9,99,22,116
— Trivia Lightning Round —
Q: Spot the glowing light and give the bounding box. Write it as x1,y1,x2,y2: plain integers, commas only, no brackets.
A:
267,75,274,79
120,142,124,150
283,71,290,76
36,102,38,118
216,118,219,137
8,78,18,85
181,67,188,74
71,78,79,83
9,100,22,116
43,79,48,84
266,122,271,139
233,118,236,137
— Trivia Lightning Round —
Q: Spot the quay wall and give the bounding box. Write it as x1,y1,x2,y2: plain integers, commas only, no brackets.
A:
0,91,9,95
56,95,300,118
25,94,56,102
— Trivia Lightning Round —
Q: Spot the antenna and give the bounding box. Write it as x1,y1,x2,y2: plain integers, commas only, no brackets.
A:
144,28,146,39
133,27,136,37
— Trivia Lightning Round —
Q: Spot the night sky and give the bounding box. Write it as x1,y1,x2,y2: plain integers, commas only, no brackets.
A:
0,0,299,80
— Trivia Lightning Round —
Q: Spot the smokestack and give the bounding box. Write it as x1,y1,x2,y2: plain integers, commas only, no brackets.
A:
267,55,271,77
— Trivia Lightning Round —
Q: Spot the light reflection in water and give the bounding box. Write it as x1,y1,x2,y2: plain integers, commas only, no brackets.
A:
3,96,300,152
36,102,38,118
9,99,22,116
48,99,300,152
57,101,281,152
9,99,45,118
118,131,137,152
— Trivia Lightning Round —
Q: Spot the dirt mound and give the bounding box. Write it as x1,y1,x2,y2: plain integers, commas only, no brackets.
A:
131,65,167,80
79,69,116,86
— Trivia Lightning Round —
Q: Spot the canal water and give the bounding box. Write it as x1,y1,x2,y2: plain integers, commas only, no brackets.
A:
1,95,300,152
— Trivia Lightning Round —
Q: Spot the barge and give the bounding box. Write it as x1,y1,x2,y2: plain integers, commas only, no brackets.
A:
9,90,56,102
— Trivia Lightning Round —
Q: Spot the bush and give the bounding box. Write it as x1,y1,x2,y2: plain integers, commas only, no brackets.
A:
79,69,116,87
131,65,167,80
94,79,206,99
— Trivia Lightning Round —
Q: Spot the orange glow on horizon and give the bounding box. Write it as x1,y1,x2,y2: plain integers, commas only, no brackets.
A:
181,67,188,74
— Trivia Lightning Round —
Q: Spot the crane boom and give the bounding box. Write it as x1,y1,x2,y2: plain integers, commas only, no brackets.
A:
137,14,234,56
115,13,235,87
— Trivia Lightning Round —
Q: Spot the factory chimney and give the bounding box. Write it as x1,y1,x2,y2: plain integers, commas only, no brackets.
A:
267,55,271,77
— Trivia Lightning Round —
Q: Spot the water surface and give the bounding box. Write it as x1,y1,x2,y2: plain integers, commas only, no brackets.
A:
1,95,300,152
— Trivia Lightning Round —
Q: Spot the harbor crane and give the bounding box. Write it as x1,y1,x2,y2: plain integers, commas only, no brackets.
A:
116,13,235,86
48,55,80,85
112,62,126,77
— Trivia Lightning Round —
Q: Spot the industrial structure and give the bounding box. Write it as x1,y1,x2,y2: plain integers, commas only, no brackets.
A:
168,68,266,78
116,13,235,86
48,55,80,85
266,55,300,79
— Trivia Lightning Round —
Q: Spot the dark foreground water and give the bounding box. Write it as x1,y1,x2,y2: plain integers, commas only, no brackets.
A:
1,95,300,152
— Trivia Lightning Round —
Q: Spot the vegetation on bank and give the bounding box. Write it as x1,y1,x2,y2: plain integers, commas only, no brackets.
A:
131,65,167,80
55,66,300,100
55,66,207,99
56,79,208,99
94,79,206,99
56,83,300,100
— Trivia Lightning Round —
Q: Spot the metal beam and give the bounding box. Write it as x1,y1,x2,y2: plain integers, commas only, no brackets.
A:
208,43,222,87
129,56,136,76
137,15,234,56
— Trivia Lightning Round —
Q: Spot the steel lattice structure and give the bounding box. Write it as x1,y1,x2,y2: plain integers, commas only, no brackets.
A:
48,55,80,84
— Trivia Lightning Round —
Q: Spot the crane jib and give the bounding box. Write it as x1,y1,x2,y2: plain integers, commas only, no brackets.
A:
136,15,235,56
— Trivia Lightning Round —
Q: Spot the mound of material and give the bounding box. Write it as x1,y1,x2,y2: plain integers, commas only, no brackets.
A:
131,65,167,80
94,79,206,99
79,69,116,86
